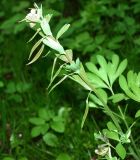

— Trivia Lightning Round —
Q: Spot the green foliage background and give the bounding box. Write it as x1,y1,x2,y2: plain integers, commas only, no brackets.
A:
1,0,140,159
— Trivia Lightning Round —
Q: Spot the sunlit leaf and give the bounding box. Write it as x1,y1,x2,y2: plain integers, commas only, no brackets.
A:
109,93,126,103
103,129,119,141
56,24,70,39
135,110,140,118
115,59,127,78
51,121,65,133
115,143,126,159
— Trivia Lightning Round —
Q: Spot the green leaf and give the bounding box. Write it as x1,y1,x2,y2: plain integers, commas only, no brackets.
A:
88,101,98,108
48,63,65,90
119,75,129,91
98,68,109,86
97,55,107,71
43,132,59,147
56,24,70,39
103,129,119,141
72,74,91,90
31,126,42,137
90,94,103,106
111,54,120,75
38,108,53,121
51,121,65,133
86,62,98,74
97,89,108,104
107,121,117,131
29,117,46,125
56,153,71,160
87,73,107,88
115,143,126,159
127,71,135,88
89,89,107,106
41,124,50,134
135,110,140,118
116,59,127,77
27,44,44,65
119,74,140,102
109,93,126,103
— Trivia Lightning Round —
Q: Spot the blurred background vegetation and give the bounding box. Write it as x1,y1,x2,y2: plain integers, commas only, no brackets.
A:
1,0,140,159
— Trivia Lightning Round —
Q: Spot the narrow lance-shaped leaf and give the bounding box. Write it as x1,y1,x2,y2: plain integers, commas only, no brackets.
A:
119,75,129,91
81,91,91,129
51,57,58,82
112,54,120,74
28,38,43,60
27,44,44,65
65,49,73,62
56,24,70,40
97,55,107,71
127,71,134,88
107,55,119,85
71,75,91,90
115,59,127,78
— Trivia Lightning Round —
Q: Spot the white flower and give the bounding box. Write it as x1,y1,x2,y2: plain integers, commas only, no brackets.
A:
26,9,40,22
25,4,43,28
